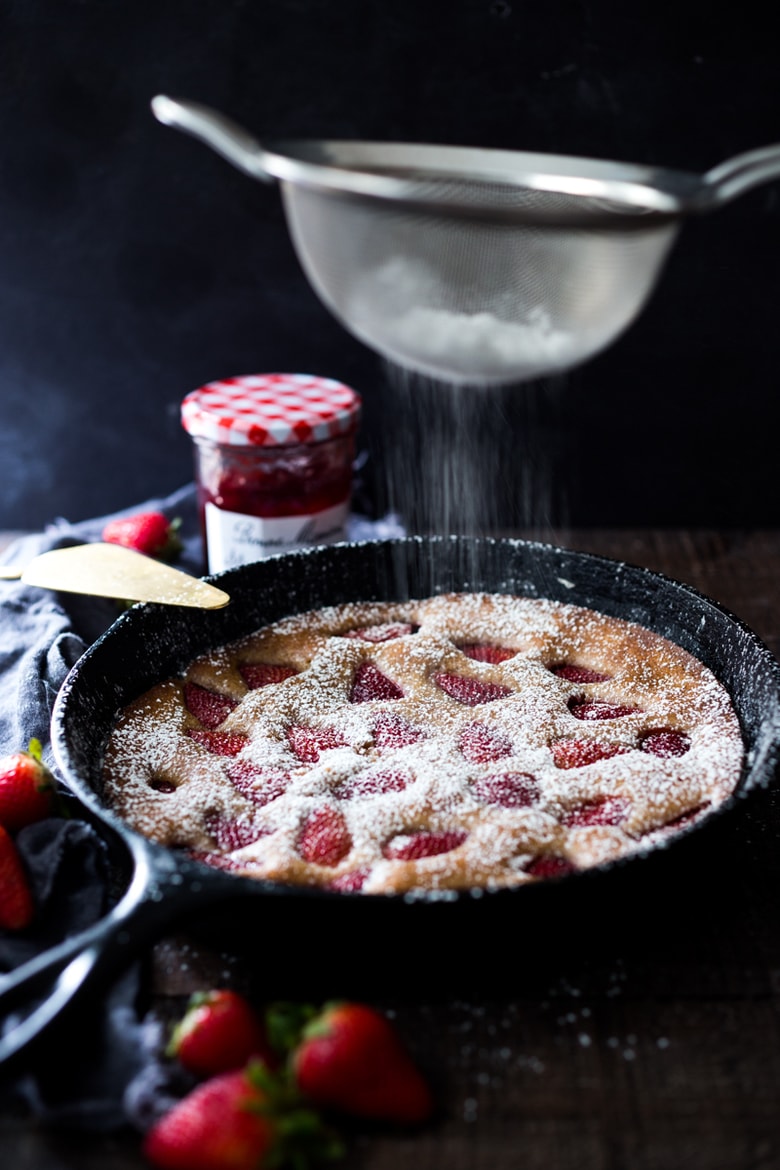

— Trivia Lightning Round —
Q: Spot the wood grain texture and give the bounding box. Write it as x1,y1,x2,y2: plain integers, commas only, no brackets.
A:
3,529,780,1169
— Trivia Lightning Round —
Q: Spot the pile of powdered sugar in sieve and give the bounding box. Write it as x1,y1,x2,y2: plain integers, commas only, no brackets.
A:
349,256,578,383
385,305,578,382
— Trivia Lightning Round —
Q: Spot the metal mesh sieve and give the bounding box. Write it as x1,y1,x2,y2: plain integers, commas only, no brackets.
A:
151,97,780,385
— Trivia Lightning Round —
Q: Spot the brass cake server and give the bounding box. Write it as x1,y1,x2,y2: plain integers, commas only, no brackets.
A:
0,543,230,609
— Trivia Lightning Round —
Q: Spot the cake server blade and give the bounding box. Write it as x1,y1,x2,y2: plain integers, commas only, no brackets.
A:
0,543,230,608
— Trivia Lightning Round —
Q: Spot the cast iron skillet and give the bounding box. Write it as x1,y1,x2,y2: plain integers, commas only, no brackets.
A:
1,536,779,1074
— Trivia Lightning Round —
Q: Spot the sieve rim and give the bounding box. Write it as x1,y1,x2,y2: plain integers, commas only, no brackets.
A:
258,138,700,226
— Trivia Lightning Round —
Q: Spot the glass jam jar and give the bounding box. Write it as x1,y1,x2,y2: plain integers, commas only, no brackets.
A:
181,373,361,571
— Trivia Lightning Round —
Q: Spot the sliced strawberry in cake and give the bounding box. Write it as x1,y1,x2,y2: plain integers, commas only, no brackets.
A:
472,772,540,808
343,623,416,642
569,698,639,720
560,796,630,827
350,661,404,703
460,643,517,664
372,712,425,751
239,663,298,689
550,664,612,683
205,813,268,852
187,730,249,757
184,682,238,729
336,767,411,800
525,855,576,879
383,829,468,861
459,722,513,763
434,673,512,706
298,806,352,866
227,760,289,806
329,867,371,892
551,739,631,769
287,725,346,763
639,729,691,757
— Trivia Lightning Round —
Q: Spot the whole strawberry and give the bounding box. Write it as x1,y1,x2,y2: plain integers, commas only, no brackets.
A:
102,511,182,559
291,1002,433,1125
0,823,35,930
168,989,275,1078
143,1064,340,1170
0,738,57,831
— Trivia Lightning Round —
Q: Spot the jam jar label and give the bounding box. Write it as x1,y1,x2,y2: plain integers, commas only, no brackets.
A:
204,500,350,571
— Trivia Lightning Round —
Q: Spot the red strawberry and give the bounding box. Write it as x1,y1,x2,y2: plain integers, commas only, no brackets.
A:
287,725,346,763
168,990,275,1077
569,698,639,720
0,824,35,930
383,829,467,861
349,662,403,703
639,729,691,758
143,1064,337,1170
472,772,540,808
343,623,415,642
551,738,631,769
227,761,289,806
292,1002,433,1125
0,738,57,831
525,855,576,879
239,663,298,690
187,730,248,757
329,868,371,893
560,796,630,827
433,673,512,706
550,663,611,683
102,511,182,559
460,643,516,664
144,1069,271,1170
184,683,238,730
372,712,424,751
336,768,410,800
299,807,352,866
458,722,512,763
205,814,267,852
188,851,245,874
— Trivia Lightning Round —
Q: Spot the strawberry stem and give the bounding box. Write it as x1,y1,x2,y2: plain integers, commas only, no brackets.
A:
265,1002,319,1057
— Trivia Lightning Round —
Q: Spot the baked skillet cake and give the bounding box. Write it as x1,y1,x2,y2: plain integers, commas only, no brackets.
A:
102,593,744,895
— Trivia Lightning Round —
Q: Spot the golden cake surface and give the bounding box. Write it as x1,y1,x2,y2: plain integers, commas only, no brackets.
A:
102,593,744,895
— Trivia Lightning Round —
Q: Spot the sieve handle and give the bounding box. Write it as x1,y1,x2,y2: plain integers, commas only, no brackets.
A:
701,143,780,208
151,95,275,184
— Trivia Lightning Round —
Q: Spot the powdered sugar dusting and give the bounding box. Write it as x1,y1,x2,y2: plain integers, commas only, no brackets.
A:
102,592,744,895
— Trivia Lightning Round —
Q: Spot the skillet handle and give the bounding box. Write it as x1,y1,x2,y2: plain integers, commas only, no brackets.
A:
0,910,141,1076
0,852,231,1078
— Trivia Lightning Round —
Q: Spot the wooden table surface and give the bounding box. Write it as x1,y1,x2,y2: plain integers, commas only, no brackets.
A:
2,528,780,1170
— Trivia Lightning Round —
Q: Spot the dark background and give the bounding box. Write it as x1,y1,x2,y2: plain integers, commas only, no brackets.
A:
1,0,778,533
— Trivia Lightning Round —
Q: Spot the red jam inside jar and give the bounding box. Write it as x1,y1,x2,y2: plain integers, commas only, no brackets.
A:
182,374,361,572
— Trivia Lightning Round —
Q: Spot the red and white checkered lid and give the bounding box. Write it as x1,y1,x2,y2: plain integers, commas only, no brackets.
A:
181,373,361,448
